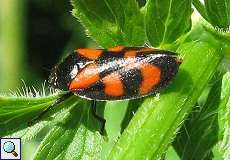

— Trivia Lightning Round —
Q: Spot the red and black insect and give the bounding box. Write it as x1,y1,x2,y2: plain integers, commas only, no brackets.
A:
30,46,181,132
49,46,181,100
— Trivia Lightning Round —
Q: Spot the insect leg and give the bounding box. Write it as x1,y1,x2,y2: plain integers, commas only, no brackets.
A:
28,92,73,126
91,100,106,134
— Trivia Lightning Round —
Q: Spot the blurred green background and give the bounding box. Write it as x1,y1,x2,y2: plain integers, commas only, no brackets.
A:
0,0,95,93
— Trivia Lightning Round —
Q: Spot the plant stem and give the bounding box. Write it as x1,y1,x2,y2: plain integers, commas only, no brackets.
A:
203,25,230,45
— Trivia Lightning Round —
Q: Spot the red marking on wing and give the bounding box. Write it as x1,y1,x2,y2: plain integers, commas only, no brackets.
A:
139,64,161,95
76,48,103,60
124,50,137,57
108,46,125,52
103,73,124,97
69,63,100,90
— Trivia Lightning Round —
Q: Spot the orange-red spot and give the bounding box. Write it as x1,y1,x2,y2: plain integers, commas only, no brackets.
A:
139,64,161,95
103,73,124,97
108,46,125,52
77,48,103,60
69,63,100,90
124,50,137,57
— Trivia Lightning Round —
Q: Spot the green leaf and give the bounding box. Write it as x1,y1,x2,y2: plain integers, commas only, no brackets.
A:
121,98,144,132
204,0,230,30
145,0,193,47
102,101,129,159
218,72,230,159
173,73,222,160
107,40,223,159
34,100,104,160
166,146,180,160
192,0,209,22
104,101,129,139
8,95,81,141
0,93,62,137
71,0,144,47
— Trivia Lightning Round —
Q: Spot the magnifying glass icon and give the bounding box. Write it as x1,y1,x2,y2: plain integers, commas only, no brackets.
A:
3,141,18,157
